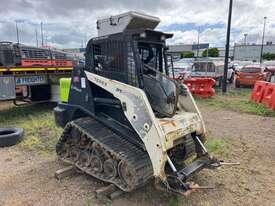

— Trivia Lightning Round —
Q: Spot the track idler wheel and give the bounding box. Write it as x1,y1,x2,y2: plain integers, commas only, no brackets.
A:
92,142,104,157
70,147,80,162
79,134,90,149
78,151,91,168
89,142,104,173
90,155,103,173
103,159,118,179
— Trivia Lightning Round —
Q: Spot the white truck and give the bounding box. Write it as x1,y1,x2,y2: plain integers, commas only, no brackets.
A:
191,58,235,86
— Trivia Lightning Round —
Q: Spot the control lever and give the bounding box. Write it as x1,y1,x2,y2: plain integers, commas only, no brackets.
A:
194,136,240,168
179,182,215,196
210,160,240,168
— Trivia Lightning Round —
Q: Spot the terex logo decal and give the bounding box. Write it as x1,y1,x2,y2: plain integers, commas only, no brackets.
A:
94,77,107,87
115,88,122,93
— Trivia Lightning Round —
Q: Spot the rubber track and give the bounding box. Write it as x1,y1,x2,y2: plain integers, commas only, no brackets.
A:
56,117,154,192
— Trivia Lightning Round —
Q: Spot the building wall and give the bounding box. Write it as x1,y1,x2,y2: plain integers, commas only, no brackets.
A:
62,48,85,59
168,43,209,57
234,44,275,61
217,47,234,57
168,44,193,53
157,42,275,61
168,44,234,58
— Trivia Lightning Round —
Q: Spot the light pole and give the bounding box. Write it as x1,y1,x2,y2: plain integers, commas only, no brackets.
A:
15,21,20,44
222,0,233,93
35,28,39,47
260,17,267,64
244,33,248,45
41,22,44,47
197,27,200,58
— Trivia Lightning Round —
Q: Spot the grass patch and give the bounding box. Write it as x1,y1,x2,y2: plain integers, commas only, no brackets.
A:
168,195,182,206
205,138,226,156
85,195,94,206
196,88,275,117
0,103,62,155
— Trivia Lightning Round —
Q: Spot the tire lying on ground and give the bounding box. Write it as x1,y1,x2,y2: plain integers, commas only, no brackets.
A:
0,128,24,147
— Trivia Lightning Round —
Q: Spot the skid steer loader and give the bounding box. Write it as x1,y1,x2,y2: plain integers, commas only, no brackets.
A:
54,11,226,194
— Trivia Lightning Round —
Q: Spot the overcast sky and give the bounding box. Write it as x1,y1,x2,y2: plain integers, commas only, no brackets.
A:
0,0,274,48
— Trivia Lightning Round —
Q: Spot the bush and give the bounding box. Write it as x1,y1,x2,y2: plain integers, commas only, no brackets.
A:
263,53,275,60
202,48,219,57
180,51,194,58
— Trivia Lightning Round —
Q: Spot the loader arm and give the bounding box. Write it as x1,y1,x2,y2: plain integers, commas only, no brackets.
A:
85,71,167,178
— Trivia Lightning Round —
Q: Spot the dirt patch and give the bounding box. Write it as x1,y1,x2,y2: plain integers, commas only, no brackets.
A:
0,101,14,111
0,106,275,206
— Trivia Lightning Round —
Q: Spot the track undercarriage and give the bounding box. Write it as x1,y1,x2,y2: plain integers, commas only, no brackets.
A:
56,117,203,193
56,117,153,192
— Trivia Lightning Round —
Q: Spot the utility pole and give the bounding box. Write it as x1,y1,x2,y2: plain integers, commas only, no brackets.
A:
35,28,38,47
222,0,233,93
244,33,248,45
15,21,20,44
197,27,200,57
84,33,87,47
41,22,44,47
260,17,267,64
45,32,48,47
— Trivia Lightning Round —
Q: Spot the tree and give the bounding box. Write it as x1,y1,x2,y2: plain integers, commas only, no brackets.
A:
180,51,195,58
262,53,275,60
202,48,219,57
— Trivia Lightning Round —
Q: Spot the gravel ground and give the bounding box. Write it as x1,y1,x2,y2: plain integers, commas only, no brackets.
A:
0,105,275,206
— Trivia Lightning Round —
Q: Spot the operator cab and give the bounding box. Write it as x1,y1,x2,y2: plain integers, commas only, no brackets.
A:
84,11,178,117
134,30,177,117
85,29,177,117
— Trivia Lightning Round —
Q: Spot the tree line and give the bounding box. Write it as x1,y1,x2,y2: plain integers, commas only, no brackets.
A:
180,48,219,58
180,48,275,60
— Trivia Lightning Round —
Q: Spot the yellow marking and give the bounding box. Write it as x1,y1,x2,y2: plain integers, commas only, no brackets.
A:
0,67,72,72
10,68,46,71
57,67,73,70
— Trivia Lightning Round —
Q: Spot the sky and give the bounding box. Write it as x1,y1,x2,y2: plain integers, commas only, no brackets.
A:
0,0,275,49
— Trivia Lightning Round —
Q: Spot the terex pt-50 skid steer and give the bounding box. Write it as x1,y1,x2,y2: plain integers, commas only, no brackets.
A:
54,11,223,194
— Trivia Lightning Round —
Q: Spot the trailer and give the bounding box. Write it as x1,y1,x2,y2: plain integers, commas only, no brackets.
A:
0,42,74,103
0,66,72,103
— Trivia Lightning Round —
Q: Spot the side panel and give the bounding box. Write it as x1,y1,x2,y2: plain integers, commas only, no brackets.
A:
177,84,206,138
67,66,95,114
0,76,16,100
